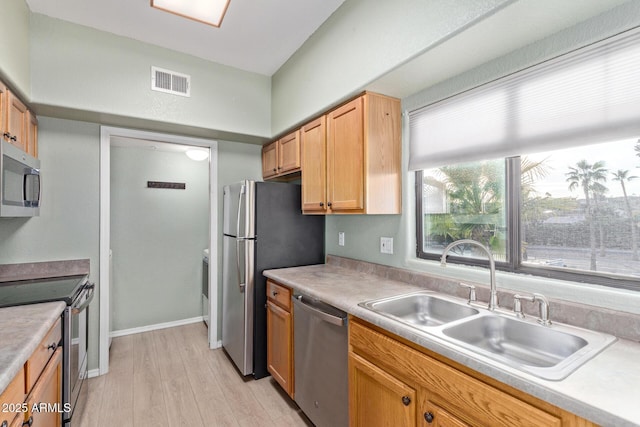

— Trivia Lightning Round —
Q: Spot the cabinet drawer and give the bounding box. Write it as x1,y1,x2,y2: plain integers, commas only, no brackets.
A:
350,320,561,427
26,318,61,391
0,367,26,426
267,280,291,311
26,347,62,427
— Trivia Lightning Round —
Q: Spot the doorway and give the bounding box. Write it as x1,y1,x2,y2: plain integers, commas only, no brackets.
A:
99,126,218,376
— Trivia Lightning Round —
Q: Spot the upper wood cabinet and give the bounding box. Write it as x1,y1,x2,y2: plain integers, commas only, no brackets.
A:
262,130,301,180
0,82,6,140
301,92,401,215
0,82,38,158
27,110,38,158
6,90,28,152
262,141,279,179
301,116,327,212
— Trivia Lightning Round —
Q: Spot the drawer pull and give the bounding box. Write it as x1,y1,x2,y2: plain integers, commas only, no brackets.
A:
47,343,58,351
401,395,411,406
424,412,434,423
272,291,279,297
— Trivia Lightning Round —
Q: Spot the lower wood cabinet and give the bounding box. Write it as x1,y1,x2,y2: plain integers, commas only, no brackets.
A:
266,280,294,398
0,318,62,427
349,352,416,427
25,348,62,427
349,317,595,427
0,367,25,427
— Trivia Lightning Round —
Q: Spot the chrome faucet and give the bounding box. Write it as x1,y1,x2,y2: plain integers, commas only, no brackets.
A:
440,239,498,311
513,292,552,326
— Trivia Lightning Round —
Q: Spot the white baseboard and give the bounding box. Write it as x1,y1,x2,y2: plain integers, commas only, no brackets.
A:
87,369,101,379
110,316,205,338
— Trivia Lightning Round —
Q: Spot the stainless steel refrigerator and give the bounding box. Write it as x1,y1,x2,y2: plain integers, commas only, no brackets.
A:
222,180,325,378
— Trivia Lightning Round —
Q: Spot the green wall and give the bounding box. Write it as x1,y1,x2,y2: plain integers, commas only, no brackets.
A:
270,0,511,135
110,145,209,331
0,0,31,97
0,117,101,369
0,116,264,370
324,1,640,314
29,14,271,139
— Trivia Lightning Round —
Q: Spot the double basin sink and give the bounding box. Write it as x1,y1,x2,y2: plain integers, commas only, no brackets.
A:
360,291,616,381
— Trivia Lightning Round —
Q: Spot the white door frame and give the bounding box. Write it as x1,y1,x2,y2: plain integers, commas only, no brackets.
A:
99,126,219,375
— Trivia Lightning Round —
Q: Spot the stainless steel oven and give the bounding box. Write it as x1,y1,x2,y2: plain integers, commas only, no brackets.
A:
64,280,94,426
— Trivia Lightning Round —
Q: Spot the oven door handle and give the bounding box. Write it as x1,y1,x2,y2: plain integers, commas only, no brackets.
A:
72,283,96,314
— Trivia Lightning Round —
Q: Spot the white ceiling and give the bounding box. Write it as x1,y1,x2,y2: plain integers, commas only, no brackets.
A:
24,0,346,76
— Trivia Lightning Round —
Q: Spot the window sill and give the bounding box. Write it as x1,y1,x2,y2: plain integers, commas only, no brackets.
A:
404,257,640,316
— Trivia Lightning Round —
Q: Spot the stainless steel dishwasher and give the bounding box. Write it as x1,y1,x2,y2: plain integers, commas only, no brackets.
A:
293,294,348,427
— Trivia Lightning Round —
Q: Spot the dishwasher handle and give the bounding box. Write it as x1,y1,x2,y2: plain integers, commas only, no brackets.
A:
293,295,346,327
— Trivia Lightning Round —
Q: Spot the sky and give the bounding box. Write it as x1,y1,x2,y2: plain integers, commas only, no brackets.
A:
527,138,640,199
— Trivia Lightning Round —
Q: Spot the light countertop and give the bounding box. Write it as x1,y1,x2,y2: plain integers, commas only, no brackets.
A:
0,302,66,393
264,263,640,427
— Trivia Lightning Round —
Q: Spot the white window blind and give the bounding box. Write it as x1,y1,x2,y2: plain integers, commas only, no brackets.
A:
409,29,640,170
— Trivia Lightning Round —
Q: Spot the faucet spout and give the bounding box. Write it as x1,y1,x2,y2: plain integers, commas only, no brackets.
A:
440,239,498,311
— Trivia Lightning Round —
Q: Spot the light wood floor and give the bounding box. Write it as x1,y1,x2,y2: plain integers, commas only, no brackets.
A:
77,322,313,426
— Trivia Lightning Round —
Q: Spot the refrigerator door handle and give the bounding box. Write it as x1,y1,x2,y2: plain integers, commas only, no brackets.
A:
236,183,246,238
236,238,245,292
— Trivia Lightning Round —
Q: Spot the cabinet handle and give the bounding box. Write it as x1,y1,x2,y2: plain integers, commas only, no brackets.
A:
424,412,434,423
47,342,58,351
23,416,33,427
327,202,332,207
273,168,277,172
401,395,411,406
272,291,278,297
10,136,16,142
319,202,324,207
2,132,9,139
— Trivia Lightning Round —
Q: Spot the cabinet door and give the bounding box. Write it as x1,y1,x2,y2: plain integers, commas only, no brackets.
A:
0,83,6,139
278,130,301,174
26,110,38,158
0,367,25,427
26,348,62,427
327,97,364,212
267,300,293,398
6,91,27,152
262,141,279,179
301,116,327,213
349,352,416,427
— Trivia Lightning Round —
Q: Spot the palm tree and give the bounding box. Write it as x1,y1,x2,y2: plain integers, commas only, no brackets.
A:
612,169,639,261
566,160,608,271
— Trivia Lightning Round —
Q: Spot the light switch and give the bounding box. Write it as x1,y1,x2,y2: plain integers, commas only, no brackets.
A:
380,237,393,254
338,232,345,247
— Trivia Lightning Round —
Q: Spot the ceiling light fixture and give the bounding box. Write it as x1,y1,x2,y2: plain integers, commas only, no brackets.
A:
185,149,209,161
151,0,230,28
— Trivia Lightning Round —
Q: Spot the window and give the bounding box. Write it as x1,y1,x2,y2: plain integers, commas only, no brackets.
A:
416,138,640,290
410,28,640,290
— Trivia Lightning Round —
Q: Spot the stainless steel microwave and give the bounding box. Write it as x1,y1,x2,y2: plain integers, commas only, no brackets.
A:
0,140,41,217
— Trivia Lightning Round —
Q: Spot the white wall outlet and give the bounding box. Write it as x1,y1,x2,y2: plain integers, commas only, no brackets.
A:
338,232,345,247
380,237,393,254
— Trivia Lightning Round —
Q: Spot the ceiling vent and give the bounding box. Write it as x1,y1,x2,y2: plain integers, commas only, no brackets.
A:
151,66,191,97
